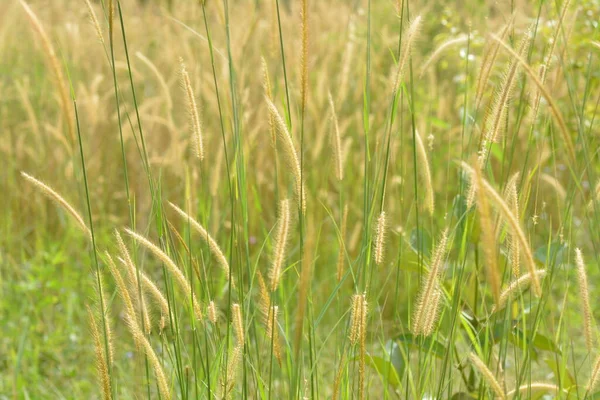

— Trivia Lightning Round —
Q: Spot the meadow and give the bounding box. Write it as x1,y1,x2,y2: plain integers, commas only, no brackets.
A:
1,0,600,398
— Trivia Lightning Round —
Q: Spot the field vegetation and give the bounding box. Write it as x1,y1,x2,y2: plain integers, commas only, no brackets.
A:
2,0,600,398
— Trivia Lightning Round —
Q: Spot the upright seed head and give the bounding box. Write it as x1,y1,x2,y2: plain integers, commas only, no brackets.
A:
504,173,520,276
576,248,594,351
349,293,367,345
484,26,531,144
261,57,276,146
374,211,387,265
19,1,74,145
265,98,305,213
84,0,105,46
232,303,244,347
126,315,171,400
475,166,501,306
180,58,204,161
461,162,542,296
87,306,112,400
588,353,600,394
270,199,291,291
412,229,448,335
391,15,422,96
208,300,218,324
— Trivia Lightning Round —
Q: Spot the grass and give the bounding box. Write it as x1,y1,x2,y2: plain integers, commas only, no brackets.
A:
2,0,600,398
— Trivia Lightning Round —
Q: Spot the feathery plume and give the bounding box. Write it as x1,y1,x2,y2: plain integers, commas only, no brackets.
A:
19,1,74,146
506,382,564,398
491,270,547,313
421,285,443,336
114,231,151,326
117,256,170,319
540,173,567,201
257,270,271,321
265,98,306,213
95,272,114,366
266,305,282,363
84,0,105,46
588,353,600,394
469,352,506,399
332,353,345,400
461,162,541,296
105,252,137,322
414,129,434,214
491,35,577,167
270,199,291,291
420,35,469,76
588,182,600,211
349,293,368,400
208,301,218,324
391,15,422,97
180,58,204,160
126,315,171,400
124,229,203,321
475,167,501,305
576,248,594,351
475,19,513,110
221,344,242,398
87,306,112,400
232,303,244,347
261,57,276,146
412,229,448,335
484,26,531,143
532,0,572,118
373,211,387,265
21,172,91,239
168,202,231,281
504,173,520,276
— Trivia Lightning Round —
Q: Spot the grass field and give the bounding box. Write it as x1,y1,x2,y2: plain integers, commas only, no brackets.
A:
2,0,600,398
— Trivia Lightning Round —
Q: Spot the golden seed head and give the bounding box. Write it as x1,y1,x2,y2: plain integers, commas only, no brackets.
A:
232,303,244,346
374,211,387,265
270,199,291,291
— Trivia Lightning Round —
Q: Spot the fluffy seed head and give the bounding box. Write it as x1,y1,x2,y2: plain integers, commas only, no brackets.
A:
232,303,244,347
21,172,91,239
87,306,112,400
469,352,506,399
208,301,218,324
374,211,387,265
576,248,594,351
270,199,291,291
180,58,204,161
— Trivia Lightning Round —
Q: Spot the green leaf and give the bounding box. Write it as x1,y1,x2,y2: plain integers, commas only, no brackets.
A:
511,328,561,354
450,392,476,400
544,357,574,388
534,242,567,266
395,333,447,358
363,354,402,389
409,228,432,258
